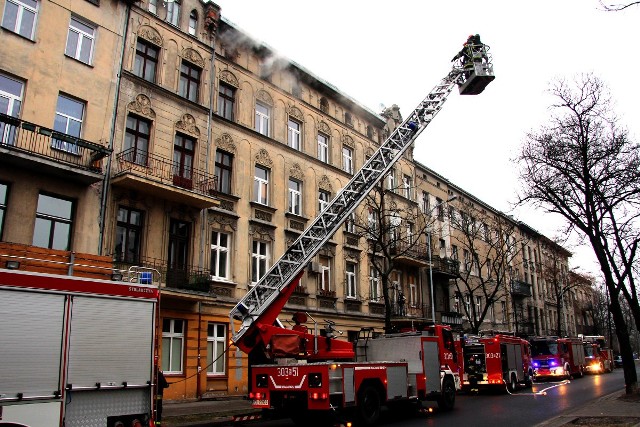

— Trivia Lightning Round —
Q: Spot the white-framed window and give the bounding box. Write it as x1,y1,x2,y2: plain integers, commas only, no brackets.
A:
463,249,471,272
162,318,184,374
367,207,378,233
188,9,197,35
476,295,482,315
166,0,180,26
318,256,331,292
210,230,229,280
0,73,23,145
53,94,84,154
464,294,471,317
409,280,417,307
65,17,95,65
346,262,357,299
342,145,353,173
406,222,414,244
288,118,301,150
317,133,328,163
251,240,269,283
288,179,301,215
318,190,330,213
345,212,356,233
387,168,396,191
369,267,381,302
33,193,73,250
148,0,157,14
1,0,38,39
253,165,269,205
403,175,412,199
206,322,226,375
255,102,270,136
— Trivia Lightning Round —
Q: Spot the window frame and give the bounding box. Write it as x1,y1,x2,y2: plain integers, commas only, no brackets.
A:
162,318,184,374
124,114,151,166
32,193,74,250
1,0,38,40
53,94,84,155
210,230,230,280
369,267,381,302
342,145,353,174
65,16,95,65
251,240,269,284
165,0,180,26
115,206,143,264
0,73,24,146
318,256,331,292
206,322,227,375
255,102,270,136
318,190,330,213
134,38,159,83
317,132,329,163
179,61,201,102
288,178,302,215
287,118,301,150
253,165,269,205
345,262,357,299
188,9,197,36
0,182,8,240
214,150,233,194
217,82,235,120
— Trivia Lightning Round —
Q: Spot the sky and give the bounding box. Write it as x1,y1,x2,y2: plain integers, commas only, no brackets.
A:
216,0,638,277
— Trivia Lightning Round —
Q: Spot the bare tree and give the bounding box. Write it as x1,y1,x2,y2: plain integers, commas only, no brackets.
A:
516,73,640,393
448,201,524,334
599,1,640,11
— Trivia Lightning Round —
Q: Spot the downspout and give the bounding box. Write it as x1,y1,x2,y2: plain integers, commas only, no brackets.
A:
99,2,130,255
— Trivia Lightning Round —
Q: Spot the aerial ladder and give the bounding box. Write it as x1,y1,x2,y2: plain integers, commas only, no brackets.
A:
230,38,495,360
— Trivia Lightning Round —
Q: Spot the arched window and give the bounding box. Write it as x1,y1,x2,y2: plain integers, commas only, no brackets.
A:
188,10,198,35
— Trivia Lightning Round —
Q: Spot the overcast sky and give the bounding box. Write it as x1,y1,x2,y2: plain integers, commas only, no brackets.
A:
217,1,638,277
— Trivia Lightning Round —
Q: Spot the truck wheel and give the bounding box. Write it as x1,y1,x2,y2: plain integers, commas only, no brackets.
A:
437,377,456,411
357,385,381,425
507,373,517,393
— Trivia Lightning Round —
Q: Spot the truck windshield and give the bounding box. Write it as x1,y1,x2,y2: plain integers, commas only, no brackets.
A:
530,341,558,356
584,346,595,357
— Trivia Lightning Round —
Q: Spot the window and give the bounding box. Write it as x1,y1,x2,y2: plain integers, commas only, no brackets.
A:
173,133,195,188
369,267,380,302
2,0,37,39
53,94,84,154
451,244,458,260
115,206,143,264
124,114,150,165
367,207,378,233
33,193,73,250
210,231,229,280
319,97,328,113
287,118,301,150
489,302,495,322
346,262,357,299
253,166,269,205
0,182,7,239
188,10,197,35
476,295,482,315
318,256,331,292
134,39,159,82
366,125,373,139
251,240,269,283
162,319,184,373
421,192,430,213
65,17,95,65
387,168,396,191
214,150,233,194
255,102,270,136
207,323,226,374
436,197,444,220
318,190,330,213
166,0,180,26
463,249,470,272
409,279,417,307
317,133,328,163
406,222,414,244
0,73,23,145
342,146,353,173
217,82,235,120
464,294,471,317
344,112,353,127
148,0,157,14
439,238,446,258
288,179,301,215
345,212,356,233
403,175,412,199
179,61,201,102
500,301,506,323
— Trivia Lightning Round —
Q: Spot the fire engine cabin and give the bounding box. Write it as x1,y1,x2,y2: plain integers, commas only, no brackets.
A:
582,335,614,374
462,334,532,392
530,336,586,380
0,267,159,427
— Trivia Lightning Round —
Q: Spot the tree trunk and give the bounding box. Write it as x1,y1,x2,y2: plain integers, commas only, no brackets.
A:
608,283,639,394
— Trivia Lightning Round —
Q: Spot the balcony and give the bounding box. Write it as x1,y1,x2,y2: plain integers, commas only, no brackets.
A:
431,256,460,278
112,148,219,209
0,113,111,184
389,242,429,267
511,279,532,297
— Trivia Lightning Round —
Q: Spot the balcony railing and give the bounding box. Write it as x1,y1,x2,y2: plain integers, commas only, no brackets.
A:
113,256,213,293
511,279,532,297
390,302,428,318
0,112,111,174
114,148,217,197
431,256,460,276
389,241,429,262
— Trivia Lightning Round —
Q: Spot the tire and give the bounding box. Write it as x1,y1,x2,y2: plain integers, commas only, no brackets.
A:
524,370,533,388
437,377,456,411
507,373,517,393
357,385,382,426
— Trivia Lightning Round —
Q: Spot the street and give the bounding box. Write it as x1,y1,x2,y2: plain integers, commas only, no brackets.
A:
248,369,628,427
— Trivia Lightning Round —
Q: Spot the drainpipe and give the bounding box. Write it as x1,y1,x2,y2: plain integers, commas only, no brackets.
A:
99,2,130,255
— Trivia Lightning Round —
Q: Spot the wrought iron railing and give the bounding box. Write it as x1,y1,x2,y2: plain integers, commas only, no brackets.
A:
389,241,429,261
114,148,217,197
0,112,111,172
511,279,532,297
113,256,212,293
431,256,460,276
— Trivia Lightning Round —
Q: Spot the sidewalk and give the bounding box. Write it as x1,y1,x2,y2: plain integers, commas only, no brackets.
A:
163,389,640,427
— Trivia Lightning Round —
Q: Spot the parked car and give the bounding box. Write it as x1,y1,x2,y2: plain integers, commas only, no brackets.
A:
614,355,623,368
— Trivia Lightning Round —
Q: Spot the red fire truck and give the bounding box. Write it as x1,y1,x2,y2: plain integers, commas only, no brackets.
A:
461,334,532,392
582,335,614,374
0,263,159,427
529,336,586,380
229,40,495,425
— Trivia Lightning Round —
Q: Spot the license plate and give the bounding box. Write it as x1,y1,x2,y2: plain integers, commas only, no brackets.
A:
253,399,269,407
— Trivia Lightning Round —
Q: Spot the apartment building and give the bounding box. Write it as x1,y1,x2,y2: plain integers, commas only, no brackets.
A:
1,0,574,402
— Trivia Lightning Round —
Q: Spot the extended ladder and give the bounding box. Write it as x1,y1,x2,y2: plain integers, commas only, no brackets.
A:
231,43,494,344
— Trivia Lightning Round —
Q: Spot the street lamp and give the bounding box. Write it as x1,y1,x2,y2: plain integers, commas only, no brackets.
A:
427,195,457,324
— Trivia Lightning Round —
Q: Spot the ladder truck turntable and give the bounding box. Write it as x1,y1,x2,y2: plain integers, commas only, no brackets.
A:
229,40,494,425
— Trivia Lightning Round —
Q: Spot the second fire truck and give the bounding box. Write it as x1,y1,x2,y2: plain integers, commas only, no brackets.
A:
582,335,614,374
530,336,586,380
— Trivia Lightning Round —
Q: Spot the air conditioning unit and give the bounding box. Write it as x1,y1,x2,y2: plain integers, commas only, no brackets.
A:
308,262,322,274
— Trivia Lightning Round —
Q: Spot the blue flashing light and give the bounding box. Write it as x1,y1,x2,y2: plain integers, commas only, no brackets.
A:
549,360,557,367
532,361,539,368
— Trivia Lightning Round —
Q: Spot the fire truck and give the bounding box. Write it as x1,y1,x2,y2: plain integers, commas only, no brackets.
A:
461,333,532,392
0,258,159,427
581,335,614,374
229,39,495,425
529,336,586,380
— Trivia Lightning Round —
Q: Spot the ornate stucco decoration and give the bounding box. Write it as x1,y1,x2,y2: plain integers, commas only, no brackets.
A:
182,48,205,68
287,105,304,122
209,214,237,231
249,225,274,241
175,114,200,137
255,149,273,168
256,89,273,106
289,163,304,181
345,248,361,261
318,175,333,193
128,94,156,119
341,134,355,148
318,121,331,136
219,70,239,88
138,25,163,46
215,133,236,153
